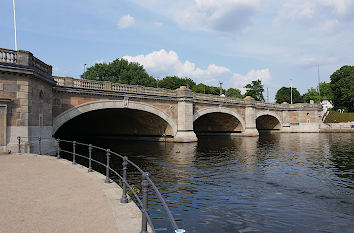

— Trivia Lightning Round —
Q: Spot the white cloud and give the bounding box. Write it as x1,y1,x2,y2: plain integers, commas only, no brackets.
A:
277,0,354,31
296,56,338,68
232,68,271,92
131,0,260,34
118,14,135,29
95,59,104,64
123,49,231,82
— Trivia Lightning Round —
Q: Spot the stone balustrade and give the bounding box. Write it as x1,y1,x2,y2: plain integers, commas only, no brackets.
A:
0,48,52,78
54,76,321,110
0,48,17,64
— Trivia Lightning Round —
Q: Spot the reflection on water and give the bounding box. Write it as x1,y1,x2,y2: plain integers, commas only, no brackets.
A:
62,133,354,232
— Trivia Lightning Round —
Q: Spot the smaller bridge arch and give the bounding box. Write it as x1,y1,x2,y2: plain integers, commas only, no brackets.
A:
193,107,245,134
256,111,282,131
53,100,178,136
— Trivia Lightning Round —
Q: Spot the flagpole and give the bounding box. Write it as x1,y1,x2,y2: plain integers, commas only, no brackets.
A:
13,0,18,50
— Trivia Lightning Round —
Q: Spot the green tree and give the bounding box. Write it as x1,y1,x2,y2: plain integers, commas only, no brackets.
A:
244,79,264,101
330,65,354,112
303,87,319,103
319,82,334,101
302,82,334,104
158,76,196,90
81,58,156,87
192,83,222,95
226,88,243,98
275,86,303,104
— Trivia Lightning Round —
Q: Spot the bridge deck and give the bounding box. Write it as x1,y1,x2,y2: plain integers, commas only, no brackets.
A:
0,153,143,233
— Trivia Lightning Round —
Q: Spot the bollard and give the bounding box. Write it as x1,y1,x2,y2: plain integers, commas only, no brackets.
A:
57,139,61,159
105,149,111,183
38,137,42,155
72,141,77,165
17,136,21,153
120,156,129,203
141,172,149,233
88,144,93,172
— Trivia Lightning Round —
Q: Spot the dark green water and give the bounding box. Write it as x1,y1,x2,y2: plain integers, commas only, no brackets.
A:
60,133,354,232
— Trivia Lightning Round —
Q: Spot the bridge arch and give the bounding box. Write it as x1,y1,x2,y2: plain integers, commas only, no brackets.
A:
53,100,177,136
256,111,282,130
193,107,245,134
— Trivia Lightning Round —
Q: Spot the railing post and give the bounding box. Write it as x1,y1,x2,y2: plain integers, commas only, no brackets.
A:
57,139,61,159
88,144,93,172
141,172,149,233
120,156,129,203
38,137,42,155
105,149,111,183
72,141,77,165
17,136,21,153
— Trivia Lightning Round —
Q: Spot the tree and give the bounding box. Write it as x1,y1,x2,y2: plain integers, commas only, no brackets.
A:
226,88,243,98
81,58,156,87
303,87,319,103
302,82,334,104
319,82,334,101
244,79,264,101
275,86,303,104
158,76,196,90
192,83,222,95
330,65,354,112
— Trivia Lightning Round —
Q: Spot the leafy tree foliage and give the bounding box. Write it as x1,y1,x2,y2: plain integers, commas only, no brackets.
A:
192,83,222,95
81,59,156,87
158,76,196,90
302,82,334,104
275,86,303,104
244,79,265,101
320,82,334,101
303,87,319,103
330,65,354,112
226,88,243,98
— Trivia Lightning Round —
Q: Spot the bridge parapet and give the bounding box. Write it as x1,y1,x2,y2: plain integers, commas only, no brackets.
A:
54,76,321,111
0,48,52,80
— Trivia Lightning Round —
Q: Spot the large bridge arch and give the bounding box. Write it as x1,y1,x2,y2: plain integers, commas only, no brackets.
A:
256,111,282,130
53,100,178,136
193,107,245,134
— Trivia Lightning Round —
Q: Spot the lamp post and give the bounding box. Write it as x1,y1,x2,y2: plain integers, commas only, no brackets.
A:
84,64,87,79
290,79,293,104
219,81,223,96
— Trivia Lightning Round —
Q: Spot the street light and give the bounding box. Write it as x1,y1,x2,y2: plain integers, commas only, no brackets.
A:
290,79,293,104
219,81,223,96
84,64,87,79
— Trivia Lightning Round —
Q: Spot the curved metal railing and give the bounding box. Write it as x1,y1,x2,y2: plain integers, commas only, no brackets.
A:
17,136,184,233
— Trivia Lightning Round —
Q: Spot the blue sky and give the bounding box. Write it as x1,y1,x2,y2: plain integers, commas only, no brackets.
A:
1,0,354,101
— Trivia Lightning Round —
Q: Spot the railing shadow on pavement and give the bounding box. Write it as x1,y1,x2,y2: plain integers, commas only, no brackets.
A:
17,136,185,233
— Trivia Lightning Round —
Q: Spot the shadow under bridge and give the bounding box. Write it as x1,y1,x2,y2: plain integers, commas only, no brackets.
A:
54,108,175,141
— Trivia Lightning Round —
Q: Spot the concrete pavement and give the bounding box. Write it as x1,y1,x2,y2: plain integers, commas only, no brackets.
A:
0,153,143,233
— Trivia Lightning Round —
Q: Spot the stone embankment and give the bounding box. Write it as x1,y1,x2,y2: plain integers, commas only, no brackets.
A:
0,153,144,233
320,122,354,133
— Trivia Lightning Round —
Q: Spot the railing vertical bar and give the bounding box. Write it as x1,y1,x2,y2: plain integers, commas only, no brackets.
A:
17,136,21,153
72,141,77,165
105,149,111,183
88,144,93,172
121,156,128,203
57,139,61,159
141,172,149,233
38,137,42,155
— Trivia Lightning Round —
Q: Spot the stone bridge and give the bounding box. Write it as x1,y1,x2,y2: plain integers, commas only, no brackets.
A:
0,49,322,153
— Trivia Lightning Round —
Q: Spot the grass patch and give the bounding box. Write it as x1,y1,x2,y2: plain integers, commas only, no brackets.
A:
324,111,354,123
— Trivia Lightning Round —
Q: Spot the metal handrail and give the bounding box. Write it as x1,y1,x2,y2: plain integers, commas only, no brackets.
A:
17,136,184,233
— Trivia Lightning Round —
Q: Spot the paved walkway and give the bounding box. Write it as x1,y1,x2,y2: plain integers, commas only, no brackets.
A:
0,153,143,233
